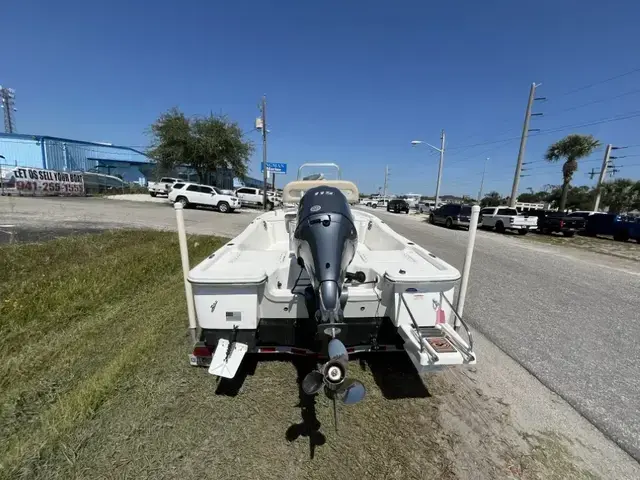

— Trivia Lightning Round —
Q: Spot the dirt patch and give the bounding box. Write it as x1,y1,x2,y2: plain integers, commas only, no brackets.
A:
521,232,640,262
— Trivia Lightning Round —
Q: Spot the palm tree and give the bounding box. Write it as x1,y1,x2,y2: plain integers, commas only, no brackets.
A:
544,134,600,211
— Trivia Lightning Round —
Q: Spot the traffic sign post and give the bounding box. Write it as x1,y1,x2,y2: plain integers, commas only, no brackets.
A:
261,162,287,174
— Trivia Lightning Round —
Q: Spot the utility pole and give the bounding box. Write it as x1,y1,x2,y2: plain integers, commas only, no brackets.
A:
509,82,544,207
0,86,17,134
477,157,489,203
435,129,445,207
592,144,612,212
382,165,390,199
260,95,268,210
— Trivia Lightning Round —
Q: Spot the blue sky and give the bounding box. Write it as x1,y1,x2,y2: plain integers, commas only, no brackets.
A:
3,0,640,196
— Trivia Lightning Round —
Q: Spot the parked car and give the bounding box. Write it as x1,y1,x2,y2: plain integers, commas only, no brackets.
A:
387,199,410,214
582,213,617,237
367,198,388,209
429,204,473,229
168,183,240,213
148,177,181,197
536,212,586,237
418,201,439,214
234,187,280,210
612,215,640,242
479,206,538,235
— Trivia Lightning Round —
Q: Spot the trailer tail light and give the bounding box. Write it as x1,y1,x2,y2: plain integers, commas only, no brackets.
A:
190,341,213,366
192,342,213,358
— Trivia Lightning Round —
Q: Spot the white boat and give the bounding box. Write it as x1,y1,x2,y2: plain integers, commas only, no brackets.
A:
185,163,476,413
403,193,422,209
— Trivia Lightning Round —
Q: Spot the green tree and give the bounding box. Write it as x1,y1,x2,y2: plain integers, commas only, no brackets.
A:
480,191,503,207
544,134,601,211
546,185,595,211
517,190,549,203
600,178,640,213
147,107,254,184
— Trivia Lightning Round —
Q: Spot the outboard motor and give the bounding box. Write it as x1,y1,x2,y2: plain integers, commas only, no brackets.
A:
293,185,358,324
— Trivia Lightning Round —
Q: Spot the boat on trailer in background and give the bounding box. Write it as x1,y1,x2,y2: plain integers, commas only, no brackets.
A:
177,163,479,425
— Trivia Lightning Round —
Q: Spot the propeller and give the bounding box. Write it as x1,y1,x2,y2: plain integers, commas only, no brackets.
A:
301,337,366,431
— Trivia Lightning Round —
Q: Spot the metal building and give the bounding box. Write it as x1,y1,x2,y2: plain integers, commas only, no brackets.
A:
0,132,264,190
0,132,150,184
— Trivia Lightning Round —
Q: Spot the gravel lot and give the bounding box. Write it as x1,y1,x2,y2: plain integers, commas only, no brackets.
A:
0,195,261,239
2,195,640,477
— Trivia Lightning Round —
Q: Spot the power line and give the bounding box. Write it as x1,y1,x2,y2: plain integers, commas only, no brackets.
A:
432,68,640,158
545,88,640,116
447,109,640,164
556,66,640,97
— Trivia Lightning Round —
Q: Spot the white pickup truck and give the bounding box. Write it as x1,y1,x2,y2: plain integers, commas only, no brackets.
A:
361,197,388,208
234,187,281,210
148,177,180,197
479,206,538,235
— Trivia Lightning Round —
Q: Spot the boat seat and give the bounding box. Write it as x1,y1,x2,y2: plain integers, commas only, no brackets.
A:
351,243,455,283
188,249,289,284
282,180,360,204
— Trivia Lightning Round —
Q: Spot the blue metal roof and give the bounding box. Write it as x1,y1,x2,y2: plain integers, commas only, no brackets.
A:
0,132,148,157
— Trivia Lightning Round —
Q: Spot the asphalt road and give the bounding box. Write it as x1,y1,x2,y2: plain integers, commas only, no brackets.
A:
360,207,640,462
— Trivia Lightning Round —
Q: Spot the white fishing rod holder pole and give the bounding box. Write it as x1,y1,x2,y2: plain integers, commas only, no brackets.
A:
455,204,480,329
174,203,198,343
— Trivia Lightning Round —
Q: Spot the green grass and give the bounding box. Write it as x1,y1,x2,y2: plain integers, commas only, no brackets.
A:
0,231,226,479
0,230,603,479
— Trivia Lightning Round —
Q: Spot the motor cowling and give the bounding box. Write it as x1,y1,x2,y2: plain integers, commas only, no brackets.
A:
293,186,358,323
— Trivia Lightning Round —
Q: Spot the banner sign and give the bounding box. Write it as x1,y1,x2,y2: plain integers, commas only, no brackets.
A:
0,166,85,196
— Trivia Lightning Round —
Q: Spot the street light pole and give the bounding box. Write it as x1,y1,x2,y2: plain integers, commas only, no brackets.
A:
435,129,445,207
410,129,445,207
477,157,489,202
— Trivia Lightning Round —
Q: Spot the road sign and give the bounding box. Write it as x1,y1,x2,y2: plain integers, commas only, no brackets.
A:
261,162,287,174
